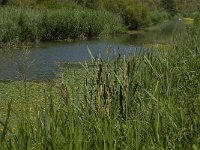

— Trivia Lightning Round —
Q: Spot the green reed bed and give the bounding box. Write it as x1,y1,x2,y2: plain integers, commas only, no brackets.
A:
0,16,200,150
0,7,125,47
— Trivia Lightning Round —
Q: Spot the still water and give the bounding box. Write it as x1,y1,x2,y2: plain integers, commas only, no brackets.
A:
0,19,185,80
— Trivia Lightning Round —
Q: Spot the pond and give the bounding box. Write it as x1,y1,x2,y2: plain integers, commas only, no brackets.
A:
0,19,186,81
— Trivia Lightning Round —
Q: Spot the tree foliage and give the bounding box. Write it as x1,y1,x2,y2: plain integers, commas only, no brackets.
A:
2,0,199,29
162,0,177,16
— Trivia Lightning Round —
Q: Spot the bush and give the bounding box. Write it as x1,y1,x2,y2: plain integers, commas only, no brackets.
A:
150,10,170,25
95,0,152,30
120,1,151,29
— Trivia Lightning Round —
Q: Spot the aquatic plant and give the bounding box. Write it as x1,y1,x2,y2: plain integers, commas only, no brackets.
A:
0,14,200,150
0,7,125,47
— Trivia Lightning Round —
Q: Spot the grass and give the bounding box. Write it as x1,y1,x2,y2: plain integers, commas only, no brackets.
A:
0,6,125,47
0,14,200,150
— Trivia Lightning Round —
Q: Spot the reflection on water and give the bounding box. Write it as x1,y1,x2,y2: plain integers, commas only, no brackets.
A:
0,19,186,80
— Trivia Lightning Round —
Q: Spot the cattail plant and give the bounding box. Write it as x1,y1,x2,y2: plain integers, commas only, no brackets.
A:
96,56,103,114
106,63,111,115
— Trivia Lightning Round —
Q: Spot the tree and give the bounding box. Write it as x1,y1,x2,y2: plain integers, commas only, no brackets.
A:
162,0,177,16
0,0,8,5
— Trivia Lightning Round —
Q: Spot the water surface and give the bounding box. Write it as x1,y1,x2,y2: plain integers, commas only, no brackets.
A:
0,19,186,80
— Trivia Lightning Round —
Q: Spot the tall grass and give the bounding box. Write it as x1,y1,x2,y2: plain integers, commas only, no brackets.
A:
0,7,125,47
0,16,200,149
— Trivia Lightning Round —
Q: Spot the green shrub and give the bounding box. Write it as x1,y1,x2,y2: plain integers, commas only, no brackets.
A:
100,0,152,29
120,1,151,29
74,0,152,29
161,0,177,16
150,10,170,25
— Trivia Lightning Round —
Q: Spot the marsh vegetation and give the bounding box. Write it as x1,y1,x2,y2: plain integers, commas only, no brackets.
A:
0,0,200,149
0,16,199,150
0,7,125,47
1,0,199,47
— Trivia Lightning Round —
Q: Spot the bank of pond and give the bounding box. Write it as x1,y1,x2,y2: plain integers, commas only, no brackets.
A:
0,7,125,46
0,6,193,48
0,18,192,81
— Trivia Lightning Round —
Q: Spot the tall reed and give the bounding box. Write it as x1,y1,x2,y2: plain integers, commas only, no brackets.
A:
0,7,125,47
0,15,200,150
